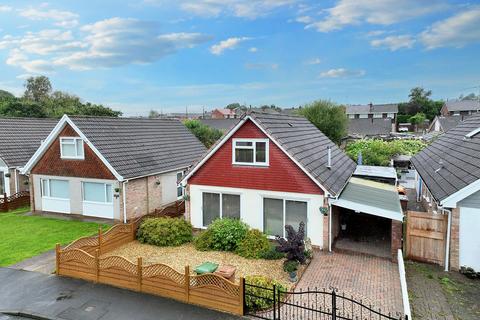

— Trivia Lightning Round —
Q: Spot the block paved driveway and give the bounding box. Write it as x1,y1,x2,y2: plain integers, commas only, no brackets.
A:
279,251,404,319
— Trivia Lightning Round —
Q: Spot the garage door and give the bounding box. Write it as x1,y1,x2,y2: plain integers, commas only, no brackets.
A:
460,207,480,270
82,182,114,219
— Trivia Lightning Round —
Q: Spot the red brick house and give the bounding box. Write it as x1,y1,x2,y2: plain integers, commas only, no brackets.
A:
182,112,404,256
211,108,237,119
22,115,206,221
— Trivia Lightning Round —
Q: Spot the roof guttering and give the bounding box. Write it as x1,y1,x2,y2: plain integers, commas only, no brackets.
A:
21,114,124,181
181,113,332,197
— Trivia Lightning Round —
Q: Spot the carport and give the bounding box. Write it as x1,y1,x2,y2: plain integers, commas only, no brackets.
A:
330,177,404,260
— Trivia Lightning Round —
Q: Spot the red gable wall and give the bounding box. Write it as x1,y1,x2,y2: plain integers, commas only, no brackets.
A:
189,120,323,195
31,124,116,180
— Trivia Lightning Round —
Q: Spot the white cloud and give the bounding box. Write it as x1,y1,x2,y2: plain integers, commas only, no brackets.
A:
245,62,278,70
249,47,258,53
19,7,79,28
210,37,250,55
370,35,415,51
302,0,447,32
0,18,211,72
305,57,321,65
296,16,313,24
319,68,365,78
0,5,12,12
420,6,480,49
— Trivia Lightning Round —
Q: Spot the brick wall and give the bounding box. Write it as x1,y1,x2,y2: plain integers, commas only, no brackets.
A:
391,220,403,262
449,207,460,270
31,124,115,180
124,174,164,220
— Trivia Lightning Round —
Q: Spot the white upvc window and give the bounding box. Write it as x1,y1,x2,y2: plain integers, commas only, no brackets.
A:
177,171,185,199
82,182,113,204
232,138,269,166
263,197,308,238
60,137,84,159
202,192,241,227
41,179,70,199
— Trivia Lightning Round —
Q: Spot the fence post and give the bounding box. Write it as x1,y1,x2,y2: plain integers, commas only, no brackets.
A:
55,243,60,275
131,220,136,240
98,227,103,254
239,277,245,316
273,284,277,320
185,266,190,302
137,257,143,292
95,249,100,283
331,290,337,320
3,193,8,212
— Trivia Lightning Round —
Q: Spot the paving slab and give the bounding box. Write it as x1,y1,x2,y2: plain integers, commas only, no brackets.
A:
9,250,56,275
0,268,240,320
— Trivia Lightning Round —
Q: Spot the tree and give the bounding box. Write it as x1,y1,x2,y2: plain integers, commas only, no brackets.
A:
0,100,47,118
398,87,443,121
0,90,14,100
149,110,160,118
23,76,52,102
297,100,347,144
460,93,478,101
183,119,223,148
409,112,427,132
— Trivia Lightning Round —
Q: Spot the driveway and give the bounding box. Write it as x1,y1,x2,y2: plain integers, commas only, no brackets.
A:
293,251,404,316
0,268,239,320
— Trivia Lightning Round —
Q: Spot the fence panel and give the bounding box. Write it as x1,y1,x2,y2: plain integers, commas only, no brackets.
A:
57,248,96,282
0,191,30,212
405,210,448,265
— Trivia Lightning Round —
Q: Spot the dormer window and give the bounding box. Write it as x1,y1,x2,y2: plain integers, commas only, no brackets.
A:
60,137,84,159
232,138,269,166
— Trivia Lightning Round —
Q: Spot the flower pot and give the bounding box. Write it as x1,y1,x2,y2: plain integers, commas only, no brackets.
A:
289,271,297,282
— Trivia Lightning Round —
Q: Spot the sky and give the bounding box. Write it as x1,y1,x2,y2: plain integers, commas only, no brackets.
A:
0,0,479,116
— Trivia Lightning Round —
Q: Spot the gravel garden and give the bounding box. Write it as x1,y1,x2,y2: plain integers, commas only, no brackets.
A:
104,217,312,289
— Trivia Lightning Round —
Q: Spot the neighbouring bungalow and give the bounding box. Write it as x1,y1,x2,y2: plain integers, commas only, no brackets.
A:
428,115,469,134
182,112,404,260
22,115,206,221
211,108,237,119
440,100,480,116
412,114,480,271
0,117,57,197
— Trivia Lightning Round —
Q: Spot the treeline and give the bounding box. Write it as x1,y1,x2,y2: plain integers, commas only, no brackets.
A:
0,76,122,118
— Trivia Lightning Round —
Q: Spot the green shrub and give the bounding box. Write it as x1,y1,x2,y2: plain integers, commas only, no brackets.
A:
259,245,285,260
137,217,192,246
245,275,287,310
236,229,270,259
304,249,313,260
283,260,299,273
193,228,215,251
208,218,249,251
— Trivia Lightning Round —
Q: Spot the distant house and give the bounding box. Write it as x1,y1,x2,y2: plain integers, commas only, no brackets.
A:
428,115,468,133
441,100,480,116
199,119,239,132
22,115,206,221
345,103,398,123
211,108,237,119
0,118,57,197
347,118,392,138
412,114,480,271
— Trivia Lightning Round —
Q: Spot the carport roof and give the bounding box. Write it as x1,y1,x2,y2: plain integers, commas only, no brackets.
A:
331,177,403,221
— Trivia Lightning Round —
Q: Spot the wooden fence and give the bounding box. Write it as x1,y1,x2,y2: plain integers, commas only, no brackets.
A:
0,191,30,212
56,217,244,315
405,210,448,265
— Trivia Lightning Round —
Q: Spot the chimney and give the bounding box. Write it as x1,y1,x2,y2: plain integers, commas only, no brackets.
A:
327,146,332,169
369,102,373,113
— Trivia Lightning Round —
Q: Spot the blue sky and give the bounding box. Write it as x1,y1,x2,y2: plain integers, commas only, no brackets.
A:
0,0,479,115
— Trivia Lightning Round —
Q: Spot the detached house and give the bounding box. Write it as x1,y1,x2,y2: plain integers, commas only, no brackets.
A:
0,117,57,197
22,115,206,221
441,100,480,116
412,114,480,271
182,112,359,249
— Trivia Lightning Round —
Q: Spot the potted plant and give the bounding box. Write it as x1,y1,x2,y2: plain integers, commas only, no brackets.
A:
283,260,299,282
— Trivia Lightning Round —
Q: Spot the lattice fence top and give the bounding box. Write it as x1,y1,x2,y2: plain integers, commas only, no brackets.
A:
99,255,138,275
102,224,132,242
190,273,240,298
64,235,99,251
142,263,186,284
60,249,95,266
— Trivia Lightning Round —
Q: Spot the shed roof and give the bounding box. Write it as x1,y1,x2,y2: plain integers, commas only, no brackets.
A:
332,177,403,221
0,117,57,167
354,165,397,179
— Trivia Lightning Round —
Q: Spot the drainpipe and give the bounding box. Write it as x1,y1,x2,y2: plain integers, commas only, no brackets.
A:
442,207,452,272
329,204,332,252
122,181,128,224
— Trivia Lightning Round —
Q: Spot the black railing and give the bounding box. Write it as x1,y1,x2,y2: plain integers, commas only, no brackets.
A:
244,282,407,320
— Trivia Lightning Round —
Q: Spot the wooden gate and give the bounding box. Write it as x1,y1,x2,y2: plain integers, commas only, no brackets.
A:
405,211,448,265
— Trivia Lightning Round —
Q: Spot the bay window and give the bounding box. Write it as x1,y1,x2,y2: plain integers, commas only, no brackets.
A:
263,197,307,238
60,137,84,159
232,139,269,166
202,192,240,226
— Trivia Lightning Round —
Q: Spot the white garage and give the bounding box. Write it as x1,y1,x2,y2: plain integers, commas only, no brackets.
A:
460,207,480,270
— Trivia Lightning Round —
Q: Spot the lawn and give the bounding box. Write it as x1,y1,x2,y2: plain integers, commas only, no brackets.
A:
0,207,110,266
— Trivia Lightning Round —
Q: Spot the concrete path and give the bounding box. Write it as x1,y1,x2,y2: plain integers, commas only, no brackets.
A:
9,250,56,275
0,268,240,320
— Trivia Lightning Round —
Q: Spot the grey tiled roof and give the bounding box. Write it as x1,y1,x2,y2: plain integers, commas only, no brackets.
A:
0,117,57,167
411,114,480,202
249,112,356,196
71,117,207,179
445,100,480,112
200,119,240,131
437,115,469,132
348,118,392,136
345,103,398,114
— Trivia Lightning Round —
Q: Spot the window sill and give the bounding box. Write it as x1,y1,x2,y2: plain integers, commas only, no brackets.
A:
61,156,85,160
232,163,269,168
